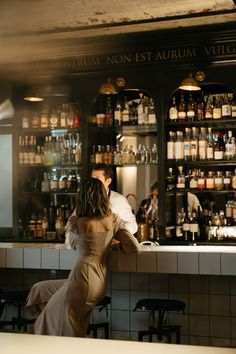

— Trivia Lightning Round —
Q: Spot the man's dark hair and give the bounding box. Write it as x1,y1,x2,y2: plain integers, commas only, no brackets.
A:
91,163,113,180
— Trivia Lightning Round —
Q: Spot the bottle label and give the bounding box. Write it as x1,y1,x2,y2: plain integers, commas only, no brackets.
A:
213,108,221,119
183,223,190,231
214,151,223,160
167,142,174,159
148,114,156,124
189,223,199,233
206,147,214,159
169,107,178,120
175,142,183,160
206,178,214,189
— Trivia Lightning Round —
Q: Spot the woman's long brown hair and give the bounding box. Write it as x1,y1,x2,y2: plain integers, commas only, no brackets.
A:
76,177,110,217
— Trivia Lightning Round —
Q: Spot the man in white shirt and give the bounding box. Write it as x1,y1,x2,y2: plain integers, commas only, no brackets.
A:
90,163,138,235
66,164,137,240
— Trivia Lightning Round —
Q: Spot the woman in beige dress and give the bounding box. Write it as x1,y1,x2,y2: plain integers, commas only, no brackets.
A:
34,177,139,337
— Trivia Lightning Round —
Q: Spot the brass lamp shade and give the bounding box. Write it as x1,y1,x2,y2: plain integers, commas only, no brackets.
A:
99,78,117,95
179,73,201,91
23,92,44,102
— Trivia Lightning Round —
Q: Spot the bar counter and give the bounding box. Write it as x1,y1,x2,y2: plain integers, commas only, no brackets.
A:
1,333,236,354
1,242,236,276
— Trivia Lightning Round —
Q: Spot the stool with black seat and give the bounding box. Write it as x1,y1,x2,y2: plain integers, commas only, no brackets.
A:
87,296,111,339
133,298,186,343
0,289,36,332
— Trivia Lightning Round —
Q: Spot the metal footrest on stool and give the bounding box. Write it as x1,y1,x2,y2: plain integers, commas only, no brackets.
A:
0,289,36,332
134,298,185,344
87,296,111,339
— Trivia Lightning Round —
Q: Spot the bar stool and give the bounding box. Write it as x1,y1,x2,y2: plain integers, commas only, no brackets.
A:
0,289,36,332
87,296,111,339
133,298,185,343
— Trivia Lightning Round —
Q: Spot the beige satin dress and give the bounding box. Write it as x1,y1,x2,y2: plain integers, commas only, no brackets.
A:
33,213,139,337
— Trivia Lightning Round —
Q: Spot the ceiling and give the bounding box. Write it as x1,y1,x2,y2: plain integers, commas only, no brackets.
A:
0,0,235,68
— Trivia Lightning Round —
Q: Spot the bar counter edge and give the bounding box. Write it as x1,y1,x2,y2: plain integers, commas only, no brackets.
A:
0,243,236,276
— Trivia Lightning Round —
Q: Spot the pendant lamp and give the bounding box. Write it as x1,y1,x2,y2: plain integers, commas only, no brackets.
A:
179,73,201,91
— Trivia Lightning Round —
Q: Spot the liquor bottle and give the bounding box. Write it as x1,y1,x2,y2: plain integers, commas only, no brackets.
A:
198,127,207,160
183,127,191,161
183,211,191,241
40,105,49,128
223,171,231,190
60,104,67,128
232,169,236,190
67,104,74,128
225,194,234,226
225,130,235,160
114,99,122,126
73,110,80,128
75,133,82,164
212,96,222,120
231,94,236,118
105,96,113,126
31,112,40,128
59,169,68,192
176,165,185,190
49,109,59,129
189,209,199,242
196,94,204,121
176,208,185,239
177,93,186,121
137,93,145,125
41,172,50,192
19,136,24,165
214,171,223,191
67,170,78,192
206,171,215,190
146,194,159,241
166,167,175,191
213,132,224,160
147,98,157,124
34,145,42,165
113,144,122,165
189,169,198,189
151,143,158,163
42,208,49,238
204,96,213,120
197,171,205,190
186,93,195,121
50,169,59,192
23,135,29,165
169,96,178,121
206,127,214,160
190,127,198,161
22,108,29,128
95,145,103,163
55,209,65,240
221,93,232,119
175,131,184,161
54,136,62,166
122,96,130,125
167,131,175,160
130,101,138,125
28,135,36,165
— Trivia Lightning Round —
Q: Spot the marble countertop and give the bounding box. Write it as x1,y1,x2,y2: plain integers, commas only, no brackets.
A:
0,242,236,253
1,333,236,354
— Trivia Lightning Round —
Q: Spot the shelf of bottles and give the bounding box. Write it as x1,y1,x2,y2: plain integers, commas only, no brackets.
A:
17,102,81,241
90,143,158,166
90,89,157,128
165,85,236,244
89,89,158,168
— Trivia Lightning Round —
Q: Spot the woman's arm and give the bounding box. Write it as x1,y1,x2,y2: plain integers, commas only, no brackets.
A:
112,213,140,253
